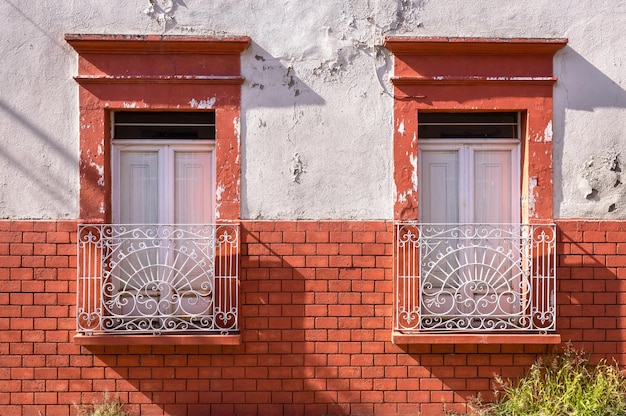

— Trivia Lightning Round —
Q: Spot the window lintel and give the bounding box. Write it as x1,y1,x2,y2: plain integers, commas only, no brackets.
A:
384,37,567,56
67,34,246,222
388,37,564,221
65,34,251,55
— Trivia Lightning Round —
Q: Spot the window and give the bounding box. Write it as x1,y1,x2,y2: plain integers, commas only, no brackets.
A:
99,112,221,333
112,112,216,225
416,113,524,330
418,112,520,226
68,35,249,344
386,37,566,343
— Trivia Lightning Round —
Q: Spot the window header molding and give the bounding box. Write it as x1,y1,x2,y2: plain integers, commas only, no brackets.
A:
65,34,251,54
67,34,248,222
386,37,567,221
384,37,567,55
68,75,245,85
66,34,250,86
384,37,567,87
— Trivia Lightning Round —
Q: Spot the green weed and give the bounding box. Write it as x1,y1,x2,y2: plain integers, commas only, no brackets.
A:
478,344,626,416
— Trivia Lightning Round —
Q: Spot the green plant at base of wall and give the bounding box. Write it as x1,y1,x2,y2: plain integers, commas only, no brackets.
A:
466,343,626,416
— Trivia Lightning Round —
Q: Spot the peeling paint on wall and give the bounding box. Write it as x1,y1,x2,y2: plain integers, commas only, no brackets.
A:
528,177,538,218
88,157,104,187
233,116,241,144
544,120,553,142
409,152,418,191
397,189,413,204
143,0,185,27
189,97,216,109
579,153,624,213
215,183,225,220
290,153,305,183
123,102,140,109
398,120,405,135
5,0,626,221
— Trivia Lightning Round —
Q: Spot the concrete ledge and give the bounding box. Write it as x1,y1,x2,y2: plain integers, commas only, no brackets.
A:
74,333,241,346
392,331,561,345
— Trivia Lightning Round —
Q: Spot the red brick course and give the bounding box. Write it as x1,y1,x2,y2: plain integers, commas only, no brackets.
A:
0,219,622,415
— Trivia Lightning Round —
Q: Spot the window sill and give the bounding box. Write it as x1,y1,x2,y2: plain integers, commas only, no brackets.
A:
392,331,561,345
73,333,241,346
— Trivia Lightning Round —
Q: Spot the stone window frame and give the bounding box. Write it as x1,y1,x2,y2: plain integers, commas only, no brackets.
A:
385,37,567,345
66,34,250,224
66,34,250,345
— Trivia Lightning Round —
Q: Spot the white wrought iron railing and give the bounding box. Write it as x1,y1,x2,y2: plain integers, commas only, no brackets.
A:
77,224,239,335
395,223,556,333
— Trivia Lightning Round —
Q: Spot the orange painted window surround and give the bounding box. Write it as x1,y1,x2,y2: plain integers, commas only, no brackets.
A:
385,37,567,345
66,34,250,345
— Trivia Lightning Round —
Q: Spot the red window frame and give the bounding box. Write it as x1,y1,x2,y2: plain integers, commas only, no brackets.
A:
66,34,250,223
384,37,567,223
386,37,567,345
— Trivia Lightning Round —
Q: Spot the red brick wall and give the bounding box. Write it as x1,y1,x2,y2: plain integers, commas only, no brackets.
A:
557,220,626,363
0,219,622,415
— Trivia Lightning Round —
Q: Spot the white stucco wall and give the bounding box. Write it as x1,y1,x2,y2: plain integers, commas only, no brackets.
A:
0,0,624,220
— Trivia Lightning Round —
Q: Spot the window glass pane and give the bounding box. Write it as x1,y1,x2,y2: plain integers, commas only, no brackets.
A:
114,112,215,140
418,149,459,223
418,112,518,139
174,151,214,224
473,149,513,223
118,150,159,223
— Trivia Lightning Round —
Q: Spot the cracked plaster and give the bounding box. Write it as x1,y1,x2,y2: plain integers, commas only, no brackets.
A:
0,0,625,220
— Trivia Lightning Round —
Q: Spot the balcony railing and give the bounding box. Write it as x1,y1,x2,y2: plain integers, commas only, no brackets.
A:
395,223,556,333
77,224,239,335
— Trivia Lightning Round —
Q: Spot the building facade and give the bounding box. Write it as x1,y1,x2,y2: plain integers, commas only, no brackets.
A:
1,1,626,415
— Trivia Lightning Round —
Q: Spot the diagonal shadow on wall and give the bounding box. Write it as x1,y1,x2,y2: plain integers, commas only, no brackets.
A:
552,45,626,216
239,41,326,220
0,98,76,216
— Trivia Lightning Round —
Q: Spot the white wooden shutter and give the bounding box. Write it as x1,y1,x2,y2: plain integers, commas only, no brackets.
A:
174,150,214,224
418,146,461,295
114,145,214,225
419,144,519,224
418,142,520,316
116,149,160,224
472,148,515,224
418,148,460,224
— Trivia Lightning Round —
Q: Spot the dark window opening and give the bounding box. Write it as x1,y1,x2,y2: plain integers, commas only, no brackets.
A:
114,112,216,140
418,112,519,139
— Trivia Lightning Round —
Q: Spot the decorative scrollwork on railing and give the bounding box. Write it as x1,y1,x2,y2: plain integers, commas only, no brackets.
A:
77,224,239,335
395,223,556,333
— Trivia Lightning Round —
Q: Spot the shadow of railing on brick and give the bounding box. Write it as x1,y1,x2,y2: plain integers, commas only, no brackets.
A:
239,222,352,415
556,220,624,364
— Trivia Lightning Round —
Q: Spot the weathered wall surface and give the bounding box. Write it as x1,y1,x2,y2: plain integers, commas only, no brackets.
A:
0,0,624,219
